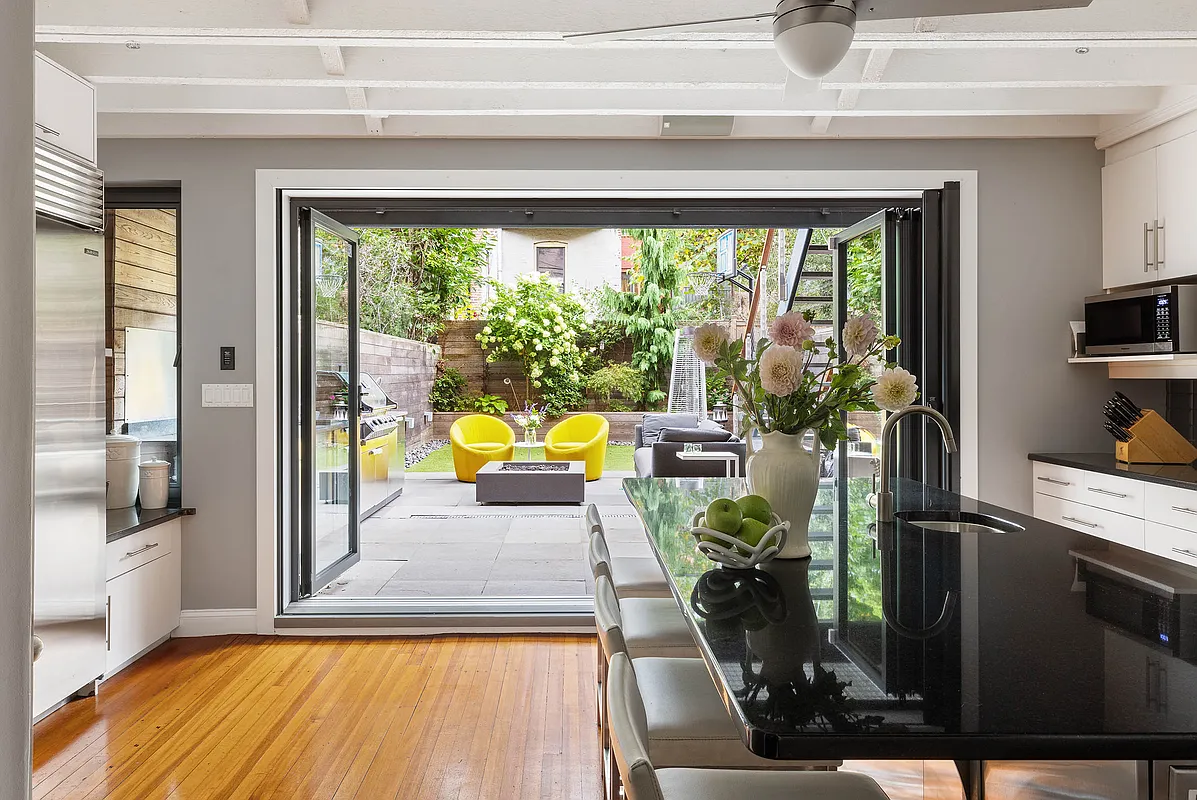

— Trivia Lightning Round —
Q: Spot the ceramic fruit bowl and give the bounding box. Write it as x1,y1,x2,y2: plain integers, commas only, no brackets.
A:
690,512,789,568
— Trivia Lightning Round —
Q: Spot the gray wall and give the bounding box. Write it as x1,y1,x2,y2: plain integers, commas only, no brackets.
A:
2,0,36,791
96,137,1154,611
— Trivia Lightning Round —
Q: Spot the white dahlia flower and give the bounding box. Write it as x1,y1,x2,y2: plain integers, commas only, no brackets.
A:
842,315,879,359
759,345,804,397
692,323,730,364
872,367,919,412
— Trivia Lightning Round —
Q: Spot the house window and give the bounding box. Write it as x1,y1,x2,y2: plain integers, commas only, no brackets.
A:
535,242,566,290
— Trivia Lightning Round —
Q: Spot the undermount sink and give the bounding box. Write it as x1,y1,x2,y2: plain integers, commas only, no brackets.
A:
894,510,1025,535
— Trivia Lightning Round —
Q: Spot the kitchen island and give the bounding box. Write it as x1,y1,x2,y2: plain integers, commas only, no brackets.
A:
624,476,1197,799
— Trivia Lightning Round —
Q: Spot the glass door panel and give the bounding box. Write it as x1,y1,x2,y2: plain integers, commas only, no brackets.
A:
300,208,362,595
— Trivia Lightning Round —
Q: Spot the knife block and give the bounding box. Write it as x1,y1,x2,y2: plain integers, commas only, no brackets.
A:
1115,410,1197,465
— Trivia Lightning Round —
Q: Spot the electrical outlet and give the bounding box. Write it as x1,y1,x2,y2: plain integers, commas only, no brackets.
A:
202,384,254,408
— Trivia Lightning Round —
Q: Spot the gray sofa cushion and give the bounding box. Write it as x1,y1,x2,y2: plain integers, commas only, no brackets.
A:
649,442,746,478
640,414,700,446
658,426,735,443
633,447,654,478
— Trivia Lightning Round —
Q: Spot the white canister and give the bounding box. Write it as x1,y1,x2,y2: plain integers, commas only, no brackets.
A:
106,434,141,509
138,460,172,510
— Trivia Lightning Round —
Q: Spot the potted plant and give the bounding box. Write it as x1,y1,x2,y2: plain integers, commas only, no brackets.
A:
693,311,918,558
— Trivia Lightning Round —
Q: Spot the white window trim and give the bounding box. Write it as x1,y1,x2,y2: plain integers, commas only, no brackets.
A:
255,169,979,638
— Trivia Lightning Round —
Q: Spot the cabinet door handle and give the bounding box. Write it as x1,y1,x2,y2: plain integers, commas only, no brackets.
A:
34,122,60,137
1159,665,1168,713
105,595,111,650
1171,547,1197,559
1171,506,1197,516
1145,222,1154,271
1156,219,1165,269
1088,486,1128,499
122,542,160,560
1062,515,1100,529
1146,656,1155,710
1037,476,1071,486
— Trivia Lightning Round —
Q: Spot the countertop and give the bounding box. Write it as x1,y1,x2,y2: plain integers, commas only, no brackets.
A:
1029,452,1197,490
624,475,1197,760
107,506,195,543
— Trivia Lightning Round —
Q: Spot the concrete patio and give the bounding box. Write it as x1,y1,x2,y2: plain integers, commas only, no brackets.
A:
315,471,650,598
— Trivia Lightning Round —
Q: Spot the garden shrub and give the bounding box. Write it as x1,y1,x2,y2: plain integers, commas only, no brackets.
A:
471,394,509,415
585,364,644,412
429,365,468,412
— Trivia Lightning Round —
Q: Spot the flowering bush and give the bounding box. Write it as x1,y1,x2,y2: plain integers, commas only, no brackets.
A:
696,311,918,450
476,273,587,416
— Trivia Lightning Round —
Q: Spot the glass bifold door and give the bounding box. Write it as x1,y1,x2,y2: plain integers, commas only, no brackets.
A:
293,208,362,598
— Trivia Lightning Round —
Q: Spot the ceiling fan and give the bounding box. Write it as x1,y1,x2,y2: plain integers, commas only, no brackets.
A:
565,0,1095,79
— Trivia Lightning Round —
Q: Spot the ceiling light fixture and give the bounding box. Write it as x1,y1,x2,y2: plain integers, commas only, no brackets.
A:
773,0,856,79
1075,46,1090,54
125,41,141,50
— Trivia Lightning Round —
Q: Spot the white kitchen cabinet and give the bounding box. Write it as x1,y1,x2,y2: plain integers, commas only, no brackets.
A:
105,520,181,676
1102,148,1158,289
34,54,96,164
1033,492,1145,550
1156,131,1197,283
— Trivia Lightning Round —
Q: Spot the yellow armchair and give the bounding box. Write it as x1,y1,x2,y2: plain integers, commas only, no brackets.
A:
449,414,515,482
544,413,609,481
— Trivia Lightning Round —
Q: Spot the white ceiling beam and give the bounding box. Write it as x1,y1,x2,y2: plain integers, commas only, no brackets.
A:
809,115,832,134
35,30,1197,51
31,0,1197,36
95,111,1102,140
43,43,1197,91
913,18,939,34
317,44,344,75
92,83,1160,116
364,114,385,135
282,0,310,26
836,47,893,112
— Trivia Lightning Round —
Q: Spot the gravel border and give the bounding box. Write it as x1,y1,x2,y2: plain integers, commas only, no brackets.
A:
405,438,448,468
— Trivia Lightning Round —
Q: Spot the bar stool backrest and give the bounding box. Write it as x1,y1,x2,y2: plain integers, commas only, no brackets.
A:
586,503,605,536
608,653,665,800
588,531,613,581
594,575,628,659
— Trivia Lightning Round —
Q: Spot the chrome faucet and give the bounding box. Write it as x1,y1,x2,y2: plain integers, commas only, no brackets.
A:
876,405,958,522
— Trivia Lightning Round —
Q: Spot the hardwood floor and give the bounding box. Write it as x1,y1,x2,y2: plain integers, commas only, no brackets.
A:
33,634,602,799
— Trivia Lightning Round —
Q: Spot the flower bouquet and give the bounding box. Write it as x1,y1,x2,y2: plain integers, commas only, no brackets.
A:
692,311,918,558
511,405,545,446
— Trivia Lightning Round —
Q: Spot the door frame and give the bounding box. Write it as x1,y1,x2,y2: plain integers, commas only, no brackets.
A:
253,169,980,635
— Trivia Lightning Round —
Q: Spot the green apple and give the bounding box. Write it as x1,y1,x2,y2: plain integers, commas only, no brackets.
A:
704,498,743,536
735,518,770,553
736,494,772,525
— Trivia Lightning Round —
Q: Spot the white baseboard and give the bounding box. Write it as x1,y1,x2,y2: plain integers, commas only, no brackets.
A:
174,608,258,637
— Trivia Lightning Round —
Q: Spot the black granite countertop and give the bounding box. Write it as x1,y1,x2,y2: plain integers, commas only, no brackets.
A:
625,475,1197,761
106,506,195,543
1029,452,1197,491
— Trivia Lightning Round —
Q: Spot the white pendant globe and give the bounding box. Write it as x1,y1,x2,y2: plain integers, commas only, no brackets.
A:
773,19,856,79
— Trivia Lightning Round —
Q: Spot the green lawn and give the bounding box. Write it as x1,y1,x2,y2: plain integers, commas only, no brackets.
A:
409,443,636,473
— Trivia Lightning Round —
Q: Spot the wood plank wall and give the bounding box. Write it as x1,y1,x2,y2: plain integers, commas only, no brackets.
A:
105,208,178,433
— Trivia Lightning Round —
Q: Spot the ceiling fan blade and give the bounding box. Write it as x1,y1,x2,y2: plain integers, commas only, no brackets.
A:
564,13,774,43
855,0,1093,22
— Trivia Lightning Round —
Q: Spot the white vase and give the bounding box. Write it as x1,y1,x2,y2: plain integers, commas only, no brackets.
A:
744,428,821,559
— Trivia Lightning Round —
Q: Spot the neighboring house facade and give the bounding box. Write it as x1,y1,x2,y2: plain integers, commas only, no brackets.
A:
494,228,623,294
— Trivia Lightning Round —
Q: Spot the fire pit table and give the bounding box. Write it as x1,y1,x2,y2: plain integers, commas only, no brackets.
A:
475,460,585,505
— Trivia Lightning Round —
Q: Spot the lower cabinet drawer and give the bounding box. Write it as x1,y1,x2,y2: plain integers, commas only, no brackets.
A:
1145,483,1197,534
1033,492,1145,549
107,521,177,581
1082,471,1146,518
1145,520,1197,569
1032,462,1085,502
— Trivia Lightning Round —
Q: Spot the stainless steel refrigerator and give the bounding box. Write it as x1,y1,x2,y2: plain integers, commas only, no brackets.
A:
31,145,106,721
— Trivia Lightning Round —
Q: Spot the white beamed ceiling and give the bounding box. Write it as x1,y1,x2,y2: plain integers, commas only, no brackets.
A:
34,0,1197,140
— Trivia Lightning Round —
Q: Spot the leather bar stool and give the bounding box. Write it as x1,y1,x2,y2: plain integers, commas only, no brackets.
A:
608,654,891,800
585,504,671,600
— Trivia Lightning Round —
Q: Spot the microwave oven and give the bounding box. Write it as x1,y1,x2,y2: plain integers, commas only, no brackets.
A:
1084,284,1197,356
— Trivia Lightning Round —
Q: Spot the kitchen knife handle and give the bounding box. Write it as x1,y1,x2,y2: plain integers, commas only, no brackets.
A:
1062,516,1100,529
1088,487,1128,499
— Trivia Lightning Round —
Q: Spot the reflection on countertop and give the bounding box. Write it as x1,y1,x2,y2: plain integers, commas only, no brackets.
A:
106,506,195,543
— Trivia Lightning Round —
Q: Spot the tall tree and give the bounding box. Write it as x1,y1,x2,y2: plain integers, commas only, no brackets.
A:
601,229,685,406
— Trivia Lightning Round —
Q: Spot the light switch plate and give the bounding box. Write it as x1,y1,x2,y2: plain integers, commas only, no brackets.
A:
202,383,254,408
